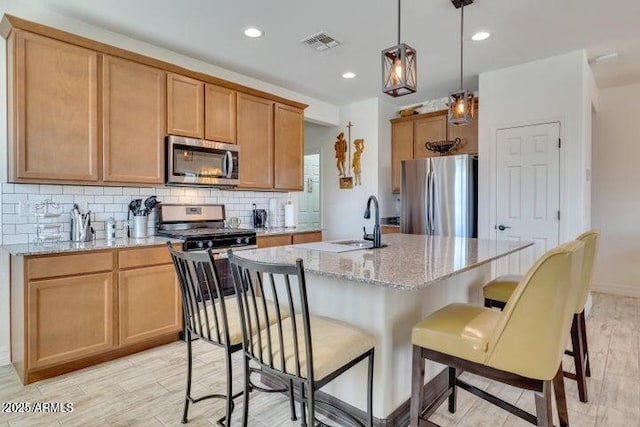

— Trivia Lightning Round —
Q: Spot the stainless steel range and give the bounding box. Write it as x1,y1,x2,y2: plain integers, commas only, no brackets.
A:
156,204,256,252
156,203,257,297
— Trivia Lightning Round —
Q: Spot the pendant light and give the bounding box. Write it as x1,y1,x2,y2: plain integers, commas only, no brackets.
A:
448,0,475,125
382,0,417,97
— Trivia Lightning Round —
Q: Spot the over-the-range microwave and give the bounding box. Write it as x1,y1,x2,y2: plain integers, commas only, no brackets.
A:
166,135,239,187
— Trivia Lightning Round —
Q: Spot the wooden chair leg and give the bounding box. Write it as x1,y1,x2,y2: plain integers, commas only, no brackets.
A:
579,311,591,377
448,367,457,413
553,366,569,427
570,314,588,402
410,346,425,427
534,380,554,427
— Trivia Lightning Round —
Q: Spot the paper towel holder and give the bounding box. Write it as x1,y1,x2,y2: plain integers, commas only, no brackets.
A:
284,199,296,229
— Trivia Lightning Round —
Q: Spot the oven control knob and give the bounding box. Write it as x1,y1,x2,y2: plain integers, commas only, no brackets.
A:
244,237,251,244
207,241,213,248
236,238,242,244
197,241,204,248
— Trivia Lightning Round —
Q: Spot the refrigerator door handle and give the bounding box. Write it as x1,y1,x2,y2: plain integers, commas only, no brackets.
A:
427,169,435,234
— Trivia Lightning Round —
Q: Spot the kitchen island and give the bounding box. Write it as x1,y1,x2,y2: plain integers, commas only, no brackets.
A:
233,233,533,425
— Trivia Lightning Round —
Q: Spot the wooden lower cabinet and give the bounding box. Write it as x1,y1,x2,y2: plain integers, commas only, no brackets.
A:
11,245,181,384
381,226,400,235
27,272,115,369
118,264,181,346
257,231,322,248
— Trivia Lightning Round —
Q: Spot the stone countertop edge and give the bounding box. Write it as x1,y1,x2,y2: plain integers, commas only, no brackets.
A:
1,236,183,256
254,227,323,236
233,236,534,291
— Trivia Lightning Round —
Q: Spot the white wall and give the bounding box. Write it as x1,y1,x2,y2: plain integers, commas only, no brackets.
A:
591,83,640,297
317,98,397,240
478,50,594,243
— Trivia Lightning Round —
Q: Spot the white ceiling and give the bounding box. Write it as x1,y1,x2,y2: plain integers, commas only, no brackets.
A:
26,0,640,106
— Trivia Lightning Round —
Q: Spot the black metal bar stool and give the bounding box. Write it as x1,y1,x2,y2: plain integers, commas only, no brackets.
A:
228,251,376,427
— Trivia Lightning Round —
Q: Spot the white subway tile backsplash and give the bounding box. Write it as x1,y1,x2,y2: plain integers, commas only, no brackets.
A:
39,185,63,194
94,196,114,204
84,187,104,195
63,185,85,195
14,184,39,194
2,193,27,203
3,235,28,244
2,204,16,214
1,183,289,245
103,187,123,195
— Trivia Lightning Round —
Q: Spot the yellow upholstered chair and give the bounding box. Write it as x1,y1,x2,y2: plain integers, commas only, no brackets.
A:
483,230,600,402
410,240,585,427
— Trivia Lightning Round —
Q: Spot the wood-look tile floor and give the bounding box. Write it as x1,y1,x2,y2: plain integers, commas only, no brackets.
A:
0,292,638,427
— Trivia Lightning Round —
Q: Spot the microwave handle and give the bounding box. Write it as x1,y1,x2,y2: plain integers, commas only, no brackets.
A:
224,151,234,178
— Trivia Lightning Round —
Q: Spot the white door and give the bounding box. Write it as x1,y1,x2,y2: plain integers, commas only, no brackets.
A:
298,154,321,228
495,122,560,275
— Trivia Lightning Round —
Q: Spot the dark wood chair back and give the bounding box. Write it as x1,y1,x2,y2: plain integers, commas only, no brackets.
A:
227,251,314,381
167,242,232,346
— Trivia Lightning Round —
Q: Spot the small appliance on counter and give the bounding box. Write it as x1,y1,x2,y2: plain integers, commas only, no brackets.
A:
251,203,268,229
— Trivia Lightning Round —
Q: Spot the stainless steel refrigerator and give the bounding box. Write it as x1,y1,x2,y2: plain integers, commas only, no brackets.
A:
400,155,478,237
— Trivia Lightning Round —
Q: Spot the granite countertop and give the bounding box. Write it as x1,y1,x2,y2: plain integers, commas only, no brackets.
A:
253,227,323,236
1,236,182,256
230,234,533,291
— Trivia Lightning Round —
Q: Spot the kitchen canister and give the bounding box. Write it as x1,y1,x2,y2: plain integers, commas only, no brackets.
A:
131,215,148,239
106,217,116,240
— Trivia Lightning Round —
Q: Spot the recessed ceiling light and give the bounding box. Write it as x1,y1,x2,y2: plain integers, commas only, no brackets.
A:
243,27,263,38
471,31,491,41
342,72,356,79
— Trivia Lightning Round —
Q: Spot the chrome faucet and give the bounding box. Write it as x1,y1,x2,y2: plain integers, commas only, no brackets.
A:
363,195,382,248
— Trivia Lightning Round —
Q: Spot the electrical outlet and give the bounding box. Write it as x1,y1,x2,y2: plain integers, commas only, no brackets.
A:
18,201,30,216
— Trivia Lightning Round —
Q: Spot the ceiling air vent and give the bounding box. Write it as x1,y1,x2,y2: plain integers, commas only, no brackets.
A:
300,32,342,52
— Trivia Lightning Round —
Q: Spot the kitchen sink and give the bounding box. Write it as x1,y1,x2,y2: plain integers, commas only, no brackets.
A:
333,240,374,248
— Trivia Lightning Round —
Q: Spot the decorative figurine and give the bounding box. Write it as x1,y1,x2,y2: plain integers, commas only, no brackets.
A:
335,132,347,176
352,138,365,186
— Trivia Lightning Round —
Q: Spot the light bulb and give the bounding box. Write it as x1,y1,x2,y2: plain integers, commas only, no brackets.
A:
390,58,403,85
456,99,466,114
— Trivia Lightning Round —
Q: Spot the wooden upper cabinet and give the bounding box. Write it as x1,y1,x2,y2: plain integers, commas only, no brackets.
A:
448,110,479,155
391,121,414,193
205,84,236,143
274,103,304,191
167,73,204,138
237,93,274,189
413,113,447,159
10,30,98,182
102,56,166,184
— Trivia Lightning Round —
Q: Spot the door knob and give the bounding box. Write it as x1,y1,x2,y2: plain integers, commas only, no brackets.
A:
497,224,511,231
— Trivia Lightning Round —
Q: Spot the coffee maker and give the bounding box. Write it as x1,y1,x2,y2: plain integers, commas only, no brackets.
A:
251,204,268,229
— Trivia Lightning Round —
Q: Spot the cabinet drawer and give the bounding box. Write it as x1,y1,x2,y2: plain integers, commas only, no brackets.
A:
119,246,172,269
381,226,400,235
292,232,322,244
257,235,292,248
27,252,113,280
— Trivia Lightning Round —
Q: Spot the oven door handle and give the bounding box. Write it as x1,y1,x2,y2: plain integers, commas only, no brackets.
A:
223,151,234,178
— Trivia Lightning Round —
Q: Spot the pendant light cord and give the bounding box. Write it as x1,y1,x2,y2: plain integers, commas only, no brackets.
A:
460,2,464,90
397,0,401,45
